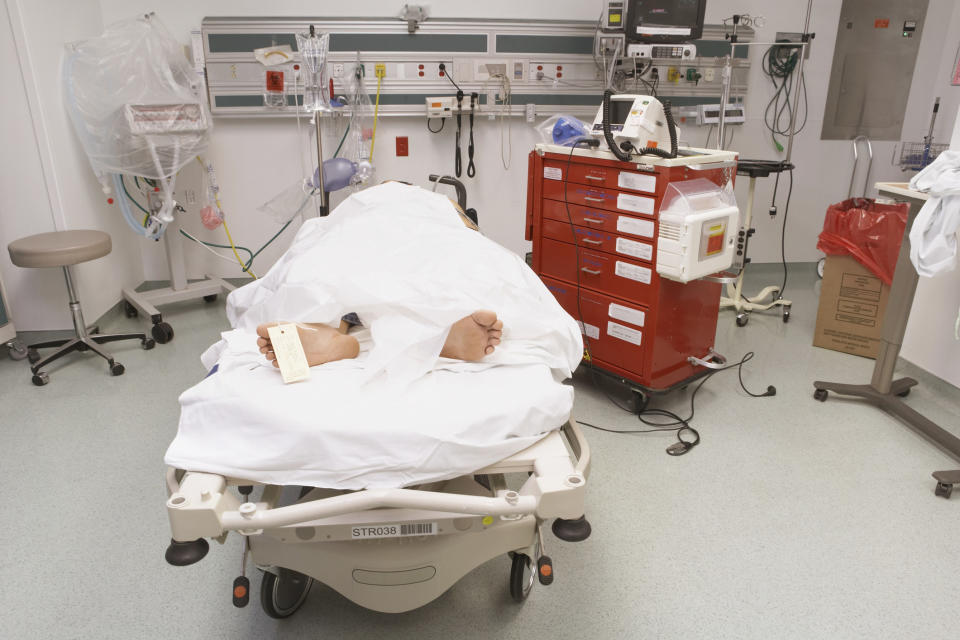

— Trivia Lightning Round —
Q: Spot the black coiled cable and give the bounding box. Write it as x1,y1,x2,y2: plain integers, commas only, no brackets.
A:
602,90,678,161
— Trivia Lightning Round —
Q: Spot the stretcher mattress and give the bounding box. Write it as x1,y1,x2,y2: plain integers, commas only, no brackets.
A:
164,182,582,489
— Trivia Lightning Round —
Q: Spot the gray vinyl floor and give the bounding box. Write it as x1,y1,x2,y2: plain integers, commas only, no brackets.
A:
2,264,959,640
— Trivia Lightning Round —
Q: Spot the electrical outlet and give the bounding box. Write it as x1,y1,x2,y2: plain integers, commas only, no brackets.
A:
704,68,716,82
374,63,386,79
333,63,344,78
525,103,535,122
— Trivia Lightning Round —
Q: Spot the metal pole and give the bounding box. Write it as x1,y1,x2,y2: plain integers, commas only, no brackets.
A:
314,114,329,216
784,0,814,163
715,54,732,149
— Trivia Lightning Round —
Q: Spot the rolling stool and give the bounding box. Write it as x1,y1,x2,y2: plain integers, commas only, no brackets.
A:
7,230,155,386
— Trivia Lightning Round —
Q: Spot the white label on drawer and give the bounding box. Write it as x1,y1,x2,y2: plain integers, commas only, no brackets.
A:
615,237,653,261
616,193,654,214
615,261,652,284
543,166,562,180
577,321,600,339
607,321,643,346
616,216,654,238
608,303,645,327
618,172,656,193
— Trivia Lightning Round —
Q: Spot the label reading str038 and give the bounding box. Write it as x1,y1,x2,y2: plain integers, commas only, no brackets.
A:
351,523,437,539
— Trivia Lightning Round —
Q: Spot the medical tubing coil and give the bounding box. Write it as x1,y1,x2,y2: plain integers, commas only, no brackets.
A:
602,90,633,162
112,173,159,238
602,91,678,160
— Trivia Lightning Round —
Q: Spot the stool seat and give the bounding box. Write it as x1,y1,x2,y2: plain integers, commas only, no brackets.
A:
8,230,111,268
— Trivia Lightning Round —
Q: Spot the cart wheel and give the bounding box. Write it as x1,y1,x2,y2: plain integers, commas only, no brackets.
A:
203,294,218,303
7,340,28,361
509,553,535,602
935,482,953,499
260,568,313,619
782,306,791,323
32,372,49,386
27,348,41,364
897,388,910,398
142,338,156,351
124,300,138,318
736,313,748,327
152,322,174,344
814,388,828,402
633,391,649,414
816,257,825,279
110,362,125,376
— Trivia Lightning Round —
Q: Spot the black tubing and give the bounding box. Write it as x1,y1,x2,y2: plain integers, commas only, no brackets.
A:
603,91,678,160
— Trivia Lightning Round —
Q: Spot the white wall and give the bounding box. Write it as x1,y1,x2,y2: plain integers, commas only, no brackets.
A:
900,1,960,387
0,0,144,331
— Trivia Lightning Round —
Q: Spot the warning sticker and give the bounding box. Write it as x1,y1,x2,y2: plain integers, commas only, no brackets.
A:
614,261,652,284
266,70,284,92
607,321,643,346
577,321,600,339
617,172,656,193
544,167,562,180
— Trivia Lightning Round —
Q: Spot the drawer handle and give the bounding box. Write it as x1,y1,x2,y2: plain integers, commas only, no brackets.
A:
583,196,605,203
582,217,604,224
580,268,602,275
580,238,602,245
584,174,605,181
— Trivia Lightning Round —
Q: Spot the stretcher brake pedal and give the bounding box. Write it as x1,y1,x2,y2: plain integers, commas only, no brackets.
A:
165,538,209,566
537,556,554,585
551,515,592,542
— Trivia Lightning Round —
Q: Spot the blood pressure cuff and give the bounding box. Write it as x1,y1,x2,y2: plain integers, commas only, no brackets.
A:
817,198,909,285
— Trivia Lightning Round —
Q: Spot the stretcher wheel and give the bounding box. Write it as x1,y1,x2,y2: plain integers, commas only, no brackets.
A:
32,372,49,386
509,553,534,602
152,322,174,344
260,568,313,619
813,389,828,402
124,300,138,318
935,482,953,499
110,362,125,376
7,341,28,361
203,294,218,303
736,313,748,327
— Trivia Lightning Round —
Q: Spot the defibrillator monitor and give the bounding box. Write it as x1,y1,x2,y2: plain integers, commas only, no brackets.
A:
590,94,677,152
625,0,707,43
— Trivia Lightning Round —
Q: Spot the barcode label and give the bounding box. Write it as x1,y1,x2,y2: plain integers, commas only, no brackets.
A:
351,522,437,539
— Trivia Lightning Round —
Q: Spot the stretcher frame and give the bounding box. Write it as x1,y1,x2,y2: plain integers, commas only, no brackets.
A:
165,418,591,614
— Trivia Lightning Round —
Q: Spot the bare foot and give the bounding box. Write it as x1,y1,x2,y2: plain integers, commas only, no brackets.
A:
440,310,503,361
256,322,359,368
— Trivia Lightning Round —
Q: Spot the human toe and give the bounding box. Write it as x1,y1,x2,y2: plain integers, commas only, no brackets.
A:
471,310,498,328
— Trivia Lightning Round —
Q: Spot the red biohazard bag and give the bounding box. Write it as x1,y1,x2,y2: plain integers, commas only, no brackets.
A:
816,198,909,285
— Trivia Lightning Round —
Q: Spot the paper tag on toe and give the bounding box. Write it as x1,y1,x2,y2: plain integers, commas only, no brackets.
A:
267,324,310,384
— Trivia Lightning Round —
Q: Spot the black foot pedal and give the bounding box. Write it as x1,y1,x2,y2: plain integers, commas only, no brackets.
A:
232,576,250,607
537,556,554,585
551,516,592,542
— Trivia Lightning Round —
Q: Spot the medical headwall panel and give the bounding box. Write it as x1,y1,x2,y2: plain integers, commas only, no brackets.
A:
200,17,753,118
820,0,929,141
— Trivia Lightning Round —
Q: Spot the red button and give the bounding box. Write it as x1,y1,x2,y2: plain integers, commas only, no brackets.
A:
439,71,444,76
293,64,299,70
557,65,563,70
419,71,424,76
537,65,543,70
557,72,563,78
418,64,424,69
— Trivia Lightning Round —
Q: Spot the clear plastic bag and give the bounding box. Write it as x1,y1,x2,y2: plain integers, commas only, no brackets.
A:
535,114,592,146
63,13,210,182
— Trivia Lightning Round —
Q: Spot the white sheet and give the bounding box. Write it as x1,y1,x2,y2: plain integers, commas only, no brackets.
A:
164,182,583,489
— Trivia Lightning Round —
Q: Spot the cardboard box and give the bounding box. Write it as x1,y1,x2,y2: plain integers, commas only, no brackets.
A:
813,255,890,358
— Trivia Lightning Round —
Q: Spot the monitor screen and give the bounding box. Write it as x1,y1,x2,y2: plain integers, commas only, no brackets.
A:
626,0,706,43
609,99,634,126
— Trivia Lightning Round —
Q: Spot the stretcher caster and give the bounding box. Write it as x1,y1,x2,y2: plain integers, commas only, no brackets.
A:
932,471,960,499
152,321,174,344
165,537,209,566
260,568,313,619
142,338,156,350
935,482,953,499
32,372,49,386
736,313,748,327
551,515,592,542
813,389,828,402
203,294,218,303
124,300,138,318
7,340,28,361
110,362,125,376
509,553,534,602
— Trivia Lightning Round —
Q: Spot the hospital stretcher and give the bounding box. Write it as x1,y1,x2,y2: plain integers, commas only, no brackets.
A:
164,419,591,617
